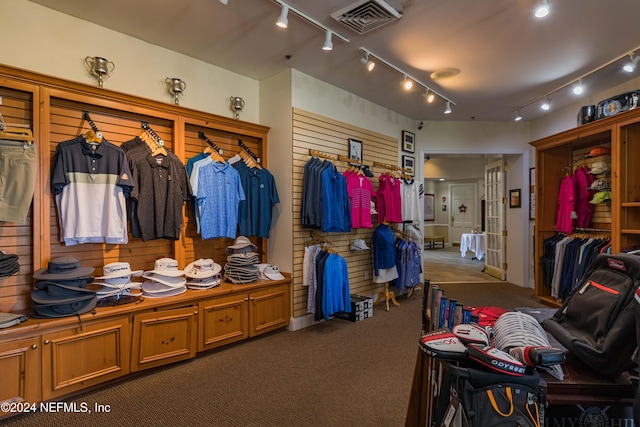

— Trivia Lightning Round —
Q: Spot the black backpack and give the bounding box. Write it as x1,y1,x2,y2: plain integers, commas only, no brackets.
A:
542,253,640,379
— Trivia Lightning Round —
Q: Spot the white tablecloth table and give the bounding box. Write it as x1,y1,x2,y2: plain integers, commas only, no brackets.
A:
460,233,486,260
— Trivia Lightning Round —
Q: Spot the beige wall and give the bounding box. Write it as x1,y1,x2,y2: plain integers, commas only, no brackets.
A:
0,0,260,123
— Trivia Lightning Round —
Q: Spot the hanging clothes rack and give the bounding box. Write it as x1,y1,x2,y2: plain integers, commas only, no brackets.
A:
141,122,165,146
141,121,167,156
237,139,261,169
198,131,222,154
198,131,225,163
81,111,103,144
309,149,337,160
238,140,260,162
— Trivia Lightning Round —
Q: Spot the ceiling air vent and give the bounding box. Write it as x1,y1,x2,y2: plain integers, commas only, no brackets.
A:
331,0,402,35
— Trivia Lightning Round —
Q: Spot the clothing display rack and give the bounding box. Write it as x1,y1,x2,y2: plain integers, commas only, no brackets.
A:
81,111,103,144
234,139,259,169
239,139,260,162
198,131,222,154
309,148,337,160
141,121,165,146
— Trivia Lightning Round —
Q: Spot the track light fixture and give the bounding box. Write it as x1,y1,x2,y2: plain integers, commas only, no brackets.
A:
403,75,413,90
534,0,550,18
276,4,289,28
322,30,333,51
623,53,640,73
357,47,456,110
514,44,640,120
360,53,375,71
572,79,584,95
514,110,522,122
444,101,452,114
271,1,349,51
425,90,435,103
540,98,551,111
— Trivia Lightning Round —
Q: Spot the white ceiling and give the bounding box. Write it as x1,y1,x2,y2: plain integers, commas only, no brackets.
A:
28,0,640,122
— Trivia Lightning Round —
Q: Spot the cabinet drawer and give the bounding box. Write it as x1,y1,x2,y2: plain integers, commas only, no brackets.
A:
0,336,41,408
131,305,197,372
198,293,249,352
42,317,130,400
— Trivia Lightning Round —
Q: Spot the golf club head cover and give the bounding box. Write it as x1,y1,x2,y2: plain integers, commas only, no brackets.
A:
419,327,467,361
452,323,490,346
509,346,566,368
467,343,526,376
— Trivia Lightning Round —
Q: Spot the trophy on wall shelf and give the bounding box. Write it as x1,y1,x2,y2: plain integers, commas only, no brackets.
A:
83,56,115,87
230,96,245,120
165,77,187,105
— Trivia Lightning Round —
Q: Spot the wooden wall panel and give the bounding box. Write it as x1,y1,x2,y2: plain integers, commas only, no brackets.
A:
47,99,174,273
0,86,35,312
0,65,270,314
291,108,400,318
181,122,265,270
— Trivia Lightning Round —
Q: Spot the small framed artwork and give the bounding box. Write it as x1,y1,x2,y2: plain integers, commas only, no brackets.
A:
424,193,435,221
348,138,363,162
509,189,521,208
402,155,415,175
402,130,415,153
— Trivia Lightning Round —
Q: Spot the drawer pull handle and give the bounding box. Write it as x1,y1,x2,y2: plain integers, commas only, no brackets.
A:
31,344,37,349
44,340,51,345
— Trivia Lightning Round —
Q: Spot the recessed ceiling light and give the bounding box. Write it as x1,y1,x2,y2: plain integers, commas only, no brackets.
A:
430,68,460,80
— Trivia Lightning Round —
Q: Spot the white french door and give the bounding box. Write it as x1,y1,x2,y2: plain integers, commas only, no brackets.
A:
484,159,506,280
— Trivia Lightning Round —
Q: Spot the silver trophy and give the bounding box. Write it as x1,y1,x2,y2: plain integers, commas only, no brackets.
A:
83,56,115,87
230,96,245,119
165,78,187,105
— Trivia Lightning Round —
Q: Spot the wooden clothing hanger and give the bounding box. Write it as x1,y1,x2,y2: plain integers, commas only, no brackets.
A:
83,129,103,144
0,126,34,143
205,145,226,164
82,111,103,144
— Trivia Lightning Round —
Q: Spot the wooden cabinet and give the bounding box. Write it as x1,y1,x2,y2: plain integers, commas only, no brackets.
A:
131,305,198,372
0,336,41,409
198,293,249,351
249,284,290,336
41,316,130,400
198,283,290,352
530,109,640,305
617,121,640,250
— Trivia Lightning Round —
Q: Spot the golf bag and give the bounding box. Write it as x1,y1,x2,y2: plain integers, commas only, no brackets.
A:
543,252,640,378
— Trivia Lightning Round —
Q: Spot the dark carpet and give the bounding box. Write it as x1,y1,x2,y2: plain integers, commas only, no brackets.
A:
2,280,545,427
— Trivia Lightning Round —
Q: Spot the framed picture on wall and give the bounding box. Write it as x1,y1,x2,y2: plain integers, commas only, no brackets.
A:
348,138,363,162
402,155,415,175
509,189,521,208
402,130,415,153
424,194,435,221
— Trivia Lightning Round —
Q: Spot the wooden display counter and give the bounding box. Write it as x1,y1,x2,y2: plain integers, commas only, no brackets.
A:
0,275,291,417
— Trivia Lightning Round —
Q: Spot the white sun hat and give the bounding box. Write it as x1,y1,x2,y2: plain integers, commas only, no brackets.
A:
143,258,184,277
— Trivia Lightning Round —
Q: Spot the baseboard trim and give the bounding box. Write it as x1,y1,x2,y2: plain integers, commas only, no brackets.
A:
289,313,315,331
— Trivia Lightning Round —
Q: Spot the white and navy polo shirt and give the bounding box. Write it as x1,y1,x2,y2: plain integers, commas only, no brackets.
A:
51,136,134,246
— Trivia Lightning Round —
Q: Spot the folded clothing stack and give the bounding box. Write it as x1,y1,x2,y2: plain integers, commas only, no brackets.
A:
224,236,260,284
0,251,20,278
142,258,186,298
31,257,97,318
